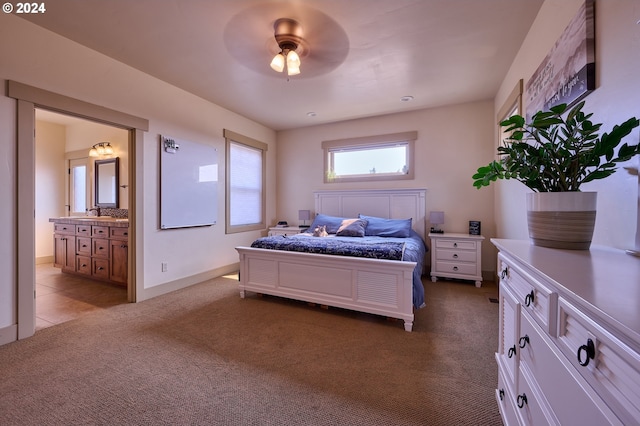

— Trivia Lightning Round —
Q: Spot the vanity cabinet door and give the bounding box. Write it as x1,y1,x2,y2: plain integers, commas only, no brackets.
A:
53,234,75,271
109,239,128,285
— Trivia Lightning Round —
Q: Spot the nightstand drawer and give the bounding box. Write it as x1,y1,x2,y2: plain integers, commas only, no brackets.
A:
434,261,476,276
436,239,476,250
436,249,476,262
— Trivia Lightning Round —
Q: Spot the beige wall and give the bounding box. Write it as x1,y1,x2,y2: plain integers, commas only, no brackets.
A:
277,100,497,273
35,121,66,260
494,0,640,250
0,15,276,331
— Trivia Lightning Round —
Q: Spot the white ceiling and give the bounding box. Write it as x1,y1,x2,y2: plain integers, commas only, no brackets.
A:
21,0,543,131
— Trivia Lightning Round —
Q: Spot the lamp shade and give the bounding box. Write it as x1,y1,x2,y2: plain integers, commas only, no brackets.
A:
429,211,445,225
298,209,311,221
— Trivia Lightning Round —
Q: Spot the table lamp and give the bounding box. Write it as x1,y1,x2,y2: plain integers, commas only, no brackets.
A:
429,211,445,234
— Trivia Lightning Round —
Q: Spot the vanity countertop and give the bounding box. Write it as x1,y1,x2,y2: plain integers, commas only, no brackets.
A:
49,217,129,227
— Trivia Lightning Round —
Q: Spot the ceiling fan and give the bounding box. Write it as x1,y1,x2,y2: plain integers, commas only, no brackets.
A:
223,3,350,79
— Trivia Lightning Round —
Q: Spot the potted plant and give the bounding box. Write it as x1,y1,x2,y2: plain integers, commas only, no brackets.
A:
473,101,639,249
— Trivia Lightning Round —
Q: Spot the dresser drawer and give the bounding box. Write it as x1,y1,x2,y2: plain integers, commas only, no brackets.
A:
434,261,476,276
520,310,621,425
109,227,129,240
75,224,91,236
76,255,92,275
557,297,640,424
92,258,109,279
92,239,109,258
499,254,557,335
76,237,92,256
91,225,109,238
435,249,476,263
435,239,476,250
54,223,75,235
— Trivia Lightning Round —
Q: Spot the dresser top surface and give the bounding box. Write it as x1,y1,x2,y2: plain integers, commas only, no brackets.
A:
492,239,640,345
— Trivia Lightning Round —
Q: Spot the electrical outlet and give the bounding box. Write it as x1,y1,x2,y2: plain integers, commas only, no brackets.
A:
161,262,168,272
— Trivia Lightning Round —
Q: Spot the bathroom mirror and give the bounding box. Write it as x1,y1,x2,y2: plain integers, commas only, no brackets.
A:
95,157,119,208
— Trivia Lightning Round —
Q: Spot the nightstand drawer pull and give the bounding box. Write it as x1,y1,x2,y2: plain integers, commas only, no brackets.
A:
519,335,529,348
453,242,458,247
517,394,528,408
452,266,458,271
452,253,458,259
577,338,595,367
524,290,535,307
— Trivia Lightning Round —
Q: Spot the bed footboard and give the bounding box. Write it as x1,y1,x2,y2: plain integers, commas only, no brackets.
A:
236,246,416,331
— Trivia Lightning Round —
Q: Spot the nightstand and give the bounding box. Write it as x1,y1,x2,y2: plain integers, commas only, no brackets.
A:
268,226,303,237
429,232,484,287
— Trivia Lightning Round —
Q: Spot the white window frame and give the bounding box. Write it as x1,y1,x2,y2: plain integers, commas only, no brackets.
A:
224,129,267,234
322,131,417,183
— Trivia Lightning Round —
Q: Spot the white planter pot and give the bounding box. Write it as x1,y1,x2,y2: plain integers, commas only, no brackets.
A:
526,192,597,250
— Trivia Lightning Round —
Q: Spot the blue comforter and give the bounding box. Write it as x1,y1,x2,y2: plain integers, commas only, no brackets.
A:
251,231,427,309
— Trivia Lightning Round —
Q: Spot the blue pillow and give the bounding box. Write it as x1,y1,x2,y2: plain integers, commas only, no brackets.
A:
359,215,412,237
336,218,368,237
306,213,348,234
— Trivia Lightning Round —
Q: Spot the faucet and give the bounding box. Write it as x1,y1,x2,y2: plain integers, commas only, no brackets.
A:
87,207,101,217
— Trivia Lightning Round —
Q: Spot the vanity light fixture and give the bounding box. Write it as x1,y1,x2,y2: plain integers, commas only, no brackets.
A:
89,142,114,157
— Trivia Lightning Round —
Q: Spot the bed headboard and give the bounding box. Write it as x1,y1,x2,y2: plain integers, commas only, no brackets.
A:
314,189,427,239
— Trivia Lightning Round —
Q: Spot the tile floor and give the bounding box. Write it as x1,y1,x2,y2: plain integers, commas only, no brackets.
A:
35,263,128,331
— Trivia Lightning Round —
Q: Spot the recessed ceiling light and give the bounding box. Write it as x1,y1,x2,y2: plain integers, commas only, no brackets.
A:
400,96,414,102
307,112,317,117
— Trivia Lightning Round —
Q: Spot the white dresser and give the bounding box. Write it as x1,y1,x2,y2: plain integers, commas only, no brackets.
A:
429,232,484,287
492,239,640,426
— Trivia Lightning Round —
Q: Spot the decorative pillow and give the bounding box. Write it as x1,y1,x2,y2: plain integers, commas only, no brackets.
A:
336,218,368,237
359,215,412,237
306,213,347,234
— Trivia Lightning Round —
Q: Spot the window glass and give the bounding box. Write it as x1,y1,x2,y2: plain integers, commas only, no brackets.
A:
323,132,416,183
224,129,267,233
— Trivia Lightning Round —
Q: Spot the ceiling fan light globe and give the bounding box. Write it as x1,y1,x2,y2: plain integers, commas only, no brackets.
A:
286,50,301,68
270,53,285,72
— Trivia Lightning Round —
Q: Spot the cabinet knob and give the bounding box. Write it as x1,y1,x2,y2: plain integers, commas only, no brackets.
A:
524,290,535,307
507,345,516,358
453,266,459,271
452,254,458,259
453,242,458,248
517,394,528,408
577,338,596,367
120,244,127,249
519,335,530,349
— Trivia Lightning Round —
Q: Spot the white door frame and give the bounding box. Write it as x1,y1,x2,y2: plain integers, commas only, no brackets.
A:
9,80,148,340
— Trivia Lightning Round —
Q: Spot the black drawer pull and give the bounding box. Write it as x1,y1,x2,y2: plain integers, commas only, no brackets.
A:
499,389,505,401
577,338,595,367
517,394,528,408
519,335,529,348
500,266,508,279
453,266,459,271
524,290,535,307
507,345,516,358
453,254,458,259
120,244,127,249
453,242,458,248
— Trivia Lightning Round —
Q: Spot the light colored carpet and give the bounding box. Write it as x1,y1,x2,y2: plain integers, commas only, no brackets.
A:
0,273,501,425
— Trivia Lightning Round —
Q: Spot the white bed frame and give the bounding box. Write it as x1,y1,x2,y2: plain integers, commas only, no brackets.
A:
236,188,427,331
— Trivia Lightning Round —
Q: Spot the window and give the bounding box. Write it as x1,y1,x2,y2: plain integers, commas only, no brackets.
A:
497,79,523,142
69,157,89,216
322,131,417,183
224,129,267,233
